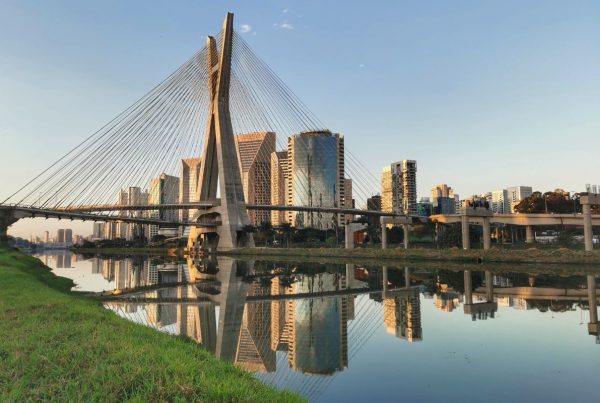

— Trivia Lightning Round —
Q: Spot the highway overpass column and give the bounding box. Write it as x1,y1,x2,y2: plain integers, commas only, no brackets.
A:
403,224,409,249
381,223,387,249
404,267,410,288
525,225,535,244
345,225,354,249
461,214,470,250
482,217,491,250
583,204,593,252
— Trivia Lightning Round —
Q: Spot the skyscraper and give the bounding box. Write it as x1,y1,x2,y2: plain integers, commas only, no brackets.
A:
57,229,65,244
431,184,458,214
286,130,345,229
235,132,276,226
148,173,179,239
179,158,202,226
270,151,288,226
491,189,509,213
64,229,73,244
381,160,417,216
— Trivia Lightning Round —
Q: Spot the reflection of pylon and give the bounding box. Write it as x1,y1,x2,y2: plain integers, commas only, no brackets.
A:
188,13,254,251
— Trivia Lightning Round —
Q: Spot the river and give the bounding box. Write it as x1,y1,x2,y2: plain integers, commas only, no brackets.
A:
33,250,600,402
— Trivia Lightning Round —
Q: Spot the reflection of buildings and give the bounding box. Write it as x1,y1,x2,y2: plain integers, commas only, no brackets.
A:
235,281,275,372
433,291,462,313
287,273,349,374
384,291,422,342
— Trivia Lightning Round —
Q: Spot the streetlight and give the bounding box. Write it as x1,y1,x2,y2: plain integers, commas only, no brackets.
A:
569,191,579,214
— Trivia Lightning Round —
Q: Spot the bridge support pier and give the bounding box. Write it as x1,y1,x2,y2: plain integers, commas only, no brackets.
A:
482,217,491,251
380,216,412,250
345,223,367,249
0,209,18,244
580,193,600,252
583,204,593,252
525,225,534,244
461,214,470,250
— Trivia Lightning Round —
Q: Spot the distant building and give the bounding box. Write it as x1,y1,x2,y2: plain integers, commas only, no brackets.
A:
270,151,288,226
416,197,433,217
506,186,533,213
148,173,179,239
365,194,382,227
491,189,509,213
381,160,417,216
43,231,50,243
64,229,73,244
236,132,276,226
56,229,65,244
92,223,105,240
286,130,345,229
179,158,202,233
431,184,458,214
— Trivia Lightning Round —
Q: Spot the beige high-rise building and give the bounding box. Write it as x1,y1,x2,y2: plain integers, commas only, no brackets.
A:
179,158,202,226
344,178,354,223
235,132,276,226
286,130,345,229
381,160,417,216
270,151,288,226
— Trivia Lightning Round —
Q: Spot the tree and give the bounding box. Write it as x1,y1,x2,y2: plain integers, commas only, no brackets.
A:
515,190,580,214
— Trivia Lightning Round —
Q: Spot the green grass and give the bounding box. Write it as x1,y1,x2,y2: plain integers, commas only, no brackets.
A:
0,246,303,402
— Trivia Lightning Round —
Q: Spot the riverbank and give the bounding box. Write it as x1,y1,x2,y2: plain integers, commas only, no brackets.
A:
222,246,600,265
0,246,302,402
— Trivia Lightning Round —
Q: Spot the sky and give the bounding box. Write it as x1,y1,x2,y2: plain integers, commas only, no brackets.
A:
1,0,599,238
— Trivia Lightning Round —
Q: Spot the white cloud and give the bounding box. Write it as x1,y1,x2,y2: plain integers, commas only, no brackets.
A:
274,21,294,30
359,64,365,69
240,24,252,34
283,8,289,13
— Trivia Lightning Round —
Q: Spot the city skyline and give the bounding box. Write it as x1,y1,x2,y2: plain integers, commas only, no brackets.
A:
2,1,599,238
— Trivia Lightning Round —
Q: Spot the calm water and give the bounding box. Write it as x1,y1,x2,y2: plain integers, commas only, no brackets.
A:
34,251,600,403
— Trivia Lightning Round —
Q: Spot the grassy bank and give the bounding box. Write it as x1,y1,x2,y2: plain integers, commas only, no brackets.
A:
222,246,600,265
0,246,302,402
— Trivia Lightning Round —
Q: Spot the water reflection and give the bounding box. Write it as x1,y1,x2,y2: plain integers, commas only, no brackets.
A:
35,251,600,402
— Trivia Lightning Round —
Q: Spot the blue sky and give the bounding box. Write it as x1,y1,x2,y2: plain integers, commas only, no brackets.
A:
1,0,599,237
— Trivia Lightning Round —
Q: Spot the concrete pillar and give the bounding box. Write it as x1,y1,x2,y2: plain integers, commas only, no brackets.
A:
345,225,354,249
583,204,593,252
464,270,473,305
403,224,410,249
461,215,470,250
525,225,534,244
485,271,493,302
482,217,491,251
404,267,410,289
381,223,387,249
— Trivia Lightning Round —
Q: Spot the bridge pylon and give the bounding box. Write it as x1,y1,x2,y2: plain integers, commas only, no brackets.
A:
188,12,254,251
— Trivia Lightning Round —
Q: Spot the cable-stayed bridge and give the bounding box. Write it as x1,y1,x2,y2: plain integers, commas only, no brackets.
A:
0,12,392,251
